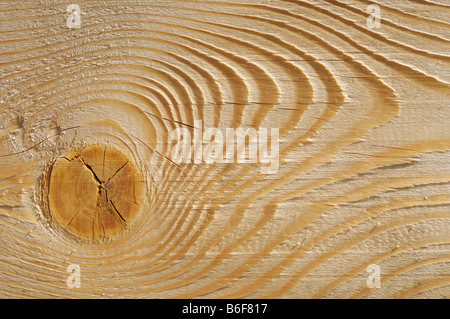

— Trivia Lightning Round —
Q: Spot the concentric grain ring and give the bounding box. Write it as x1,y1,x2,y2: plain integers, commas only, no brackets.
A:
45,144,143,242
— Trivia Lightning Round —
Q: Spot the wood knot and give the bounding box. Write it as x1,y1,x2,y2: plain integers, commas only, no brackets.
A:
46,145,143,242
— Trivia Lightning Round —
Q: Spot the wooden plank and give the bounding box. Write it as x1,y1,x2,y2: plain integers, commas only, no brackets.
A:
0,0,448,299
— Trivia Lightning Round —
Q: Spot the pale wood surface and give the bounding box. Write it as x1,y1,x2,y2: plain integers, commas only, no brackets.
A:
0,0,449,298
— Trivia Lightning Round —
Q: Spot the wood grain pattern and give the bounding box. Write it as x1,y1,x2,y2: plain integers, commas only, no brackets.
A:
0,0,448,298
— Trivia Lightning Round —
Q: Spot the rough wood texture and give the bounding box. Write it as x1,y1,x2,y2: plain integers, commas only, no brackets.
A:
0,0,449,298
